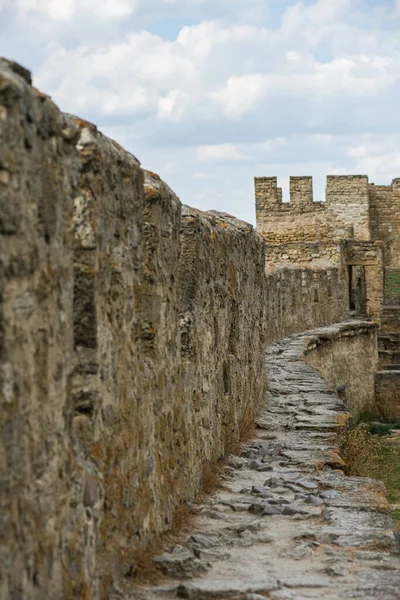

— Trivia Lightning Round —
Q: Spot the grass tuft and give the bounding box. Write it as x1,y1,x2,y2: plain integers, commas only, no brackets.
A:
339,423,375,477
340,421,400,531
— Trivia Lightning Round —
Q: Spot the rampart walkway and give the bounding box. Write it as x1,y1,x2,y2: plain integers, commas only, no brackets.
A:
131,322,400,600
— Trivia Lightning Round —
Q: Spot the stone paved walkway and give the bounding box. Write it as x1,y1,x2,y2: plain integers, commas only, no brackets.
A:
127,323,400,600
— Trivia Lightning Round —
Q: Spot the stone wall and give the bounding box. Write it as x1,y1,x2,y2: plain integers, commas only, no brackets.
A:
255,175,371,248
384,268,400,305
0,58,268,596
304,322,379,418
344,241,384,319
264,266,348,344
375,371,400,421
255,176,389,321
0,60,78,600
67,121,147,598
378,333,400,368
177,205,268,463
265,242,342,268
381,306,400,333
369,181,400,269
0,59,369,600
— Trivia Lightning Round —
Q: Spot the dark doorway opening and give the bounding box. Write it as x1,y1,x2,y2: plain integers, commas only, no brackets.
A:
348,265,367,316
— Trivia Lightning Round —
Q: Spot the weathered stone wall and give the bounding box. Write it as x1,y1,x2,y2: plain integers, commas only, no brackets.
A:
0,60,272,600
265,242,342,268
255,175,371,248
67,120,147,598
326,175,371,241
381,306,400,333
0,59,374,600
304,322,379,418
378,333,400,368
344,241,384,319
384,268,400,305
375,370,400,421
177,205,268,463
264,266,348,344
369,181,400,269
255,177,389,321
0,60,78,600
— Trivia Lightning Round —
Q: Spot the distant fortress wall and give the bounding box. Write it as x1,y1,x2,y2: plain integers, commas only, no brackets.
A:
255,174,400,247
255,174,400,319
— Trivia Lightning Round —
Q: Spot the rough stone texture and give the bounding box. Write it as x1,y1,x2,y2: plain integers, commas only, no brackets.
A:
265,242,342,268
255,175,370,246
131,323,400,600
378,332,400,368
304,322,379,418
375,371,400,421
0,58,78,600
381,306,400,334
0,61,269,599
369,181,400,269
67,118,145,598
344,242,384,319
177,206,268,463
263,266,348,344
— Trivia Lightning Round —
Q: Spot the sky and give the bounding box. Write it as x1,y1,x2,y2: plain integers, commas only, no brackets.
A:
1,0,400,224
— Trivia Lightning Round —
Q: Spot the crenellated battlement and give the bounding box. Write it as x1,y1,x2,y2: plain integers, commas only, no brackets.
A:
255,174,370,212
290,176,314,207
254,176,282,211
255,174,373,245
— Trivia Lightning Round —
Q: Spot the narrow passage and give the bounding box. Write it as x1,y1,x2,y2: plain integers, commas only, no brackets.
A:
130,322,400,600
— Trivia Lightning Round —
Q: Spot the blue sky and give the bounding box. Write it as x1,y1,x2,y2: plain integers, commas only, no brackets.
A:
1,0,400,223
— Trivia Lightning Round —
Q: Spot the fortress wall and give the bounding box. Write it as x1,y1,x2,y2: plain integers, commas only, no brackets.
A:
304,322,379,418
177,205,268,469
67,124,148,598
0,61,269,599
255,175,370,249
344,242,384,319
264,266,348,344
0,60,354,599
369,182,400,269
266,242,342,266
384,268,400,305
325,175,371,241
0,61,78,599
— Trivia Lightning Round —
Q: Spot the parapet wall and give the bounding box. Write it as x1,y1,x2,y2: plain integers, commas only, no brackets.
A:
264,266,347,344
304,322,379,418
369,182,400,269
0,59,357,600
255,175,371,246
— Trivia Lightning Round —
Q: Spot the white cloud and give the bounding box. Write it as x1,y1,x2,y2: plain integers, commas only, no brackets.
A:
193,172,217,180
210,74,269,119
2,0,400,222
211,53,394,119
197,144,247,162
16,0,71,20
16,0,136,21
22,0,398,130
157,90,192,120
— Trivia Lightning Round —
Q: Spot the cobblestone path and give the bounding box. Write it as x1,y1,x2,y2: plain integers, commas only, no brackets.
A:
127,323,400,600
